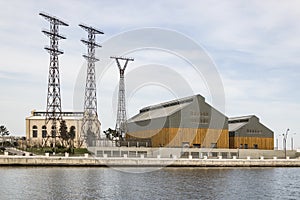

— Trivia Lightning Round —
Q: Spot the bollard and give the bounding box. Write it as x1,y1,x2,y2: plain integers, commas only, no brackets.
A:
84,153,89,158
203,156,208,159
45,153,49,157
232,156,237,160
286,156,290,160
123,154,128,158
157,155,161,159
218,156,222,159
4,151,9,156
140,154,144,159
247,156,251,160
25,152,30,156
189,155,193,160
53,152,55,156
173,155,177,159
273,157,277,160
260,156,264,160
65,152,69,158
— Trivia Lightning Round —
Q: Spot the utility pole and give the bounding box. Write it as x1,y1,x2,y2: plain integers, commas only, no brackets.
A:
79,24,103,147
110,56,134,140
39,12,68,149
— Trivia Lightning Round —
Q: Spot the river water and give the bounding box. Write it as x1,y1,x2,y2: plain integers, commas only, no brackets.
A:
0,167,299,200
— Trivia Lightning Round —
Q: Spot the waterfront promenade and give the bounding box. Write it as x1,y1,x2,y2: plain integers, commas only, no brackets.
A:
1,153,300,167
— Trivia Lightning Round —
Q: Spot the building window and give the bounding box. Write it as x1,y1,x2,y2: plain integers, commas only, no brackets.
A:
254,144,258,149
32,125,38,138
51,125,56,138
42,125,47,138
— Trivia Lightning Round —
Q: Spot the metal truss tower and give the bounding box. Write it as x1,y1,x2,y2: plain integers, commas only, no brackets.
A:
39,12,68,141
79,24,103,147
110,56,134,139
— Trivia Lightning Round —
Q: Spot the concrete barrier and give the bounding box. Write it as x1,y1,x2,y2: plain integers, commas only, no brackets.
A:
1,157,300,167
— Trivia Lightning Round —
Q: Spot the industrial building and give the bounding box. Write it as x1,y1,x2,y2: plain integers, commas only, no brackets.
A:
127,94,229,148
228,115,274,150
25,110,83,147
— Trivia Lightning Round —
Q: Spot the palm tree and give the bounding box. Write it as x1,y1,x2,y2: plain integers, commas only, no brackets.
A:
0,125,10,146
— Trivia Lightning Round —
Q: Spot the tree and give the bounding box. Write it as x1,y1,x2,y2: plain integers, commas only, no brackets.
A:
59,120,68,147
69,126,76,150
103,128,117,139
0,125,9,146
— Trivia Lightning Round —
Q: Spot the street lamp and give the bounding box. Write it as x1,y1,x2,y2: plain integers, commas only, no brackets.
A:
282,128,290,159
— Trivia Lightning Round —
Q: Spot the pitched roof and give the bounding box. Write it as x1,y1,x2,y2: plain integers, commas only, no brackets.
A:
127,95,204,123
228,122,247,132
229,115,255,121
128,101,192,123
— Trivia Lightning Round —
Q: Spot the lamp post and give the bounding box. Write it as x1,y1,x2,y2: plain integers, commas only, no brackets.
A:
282,128,290,159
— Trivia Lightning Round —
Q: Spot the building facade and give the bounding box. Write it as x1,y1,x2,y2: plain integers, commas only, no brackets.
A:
127,95,229,148
25,110,83,148
229,115,274,150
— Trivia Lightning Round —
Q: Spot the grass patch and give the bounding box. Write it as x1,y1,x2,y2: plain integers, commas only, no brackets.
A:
19,147,90,156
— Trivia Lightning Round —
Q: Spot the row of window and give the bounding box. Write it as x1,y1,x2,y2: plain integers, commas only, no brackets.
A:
32,125,76,138
190,111,209,117
239,144,258,149
247,129,262,134
190,118,209,124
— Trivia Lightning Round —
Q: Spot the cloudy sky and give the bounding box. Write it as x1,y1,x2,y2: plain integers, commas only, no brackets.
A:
0,0,299,149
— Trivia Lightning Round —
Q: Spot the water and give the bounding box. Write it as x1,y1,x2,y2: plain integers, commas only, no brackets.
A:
0,167,299,200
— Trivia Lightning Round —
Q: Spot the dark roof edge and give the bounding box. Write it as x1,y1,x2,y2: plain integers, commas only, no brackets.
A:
139,94,204,113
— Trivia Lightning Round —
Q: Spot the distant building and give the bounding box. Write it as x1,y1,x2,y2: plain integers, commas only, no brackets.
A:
127,95,229,148
25,110,83,147
228,115,274,150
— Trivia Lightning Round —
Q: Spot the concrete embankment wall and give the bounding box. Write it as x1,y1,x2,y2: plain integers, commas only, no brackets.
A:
1,156,300,167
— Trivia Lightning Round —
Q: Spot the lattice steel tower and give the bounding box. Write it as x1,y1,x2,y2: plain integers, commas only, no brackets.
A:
110,57,134,138
79,24,103,147
39,12,68,141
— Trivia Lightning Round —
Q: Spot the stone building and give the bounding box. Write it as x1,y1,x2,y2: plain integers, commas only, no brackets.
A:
25,110,83,147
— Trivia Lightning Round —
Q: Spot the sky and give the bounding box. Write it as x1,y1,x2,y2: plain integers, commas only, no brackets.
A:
0,0,300,149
